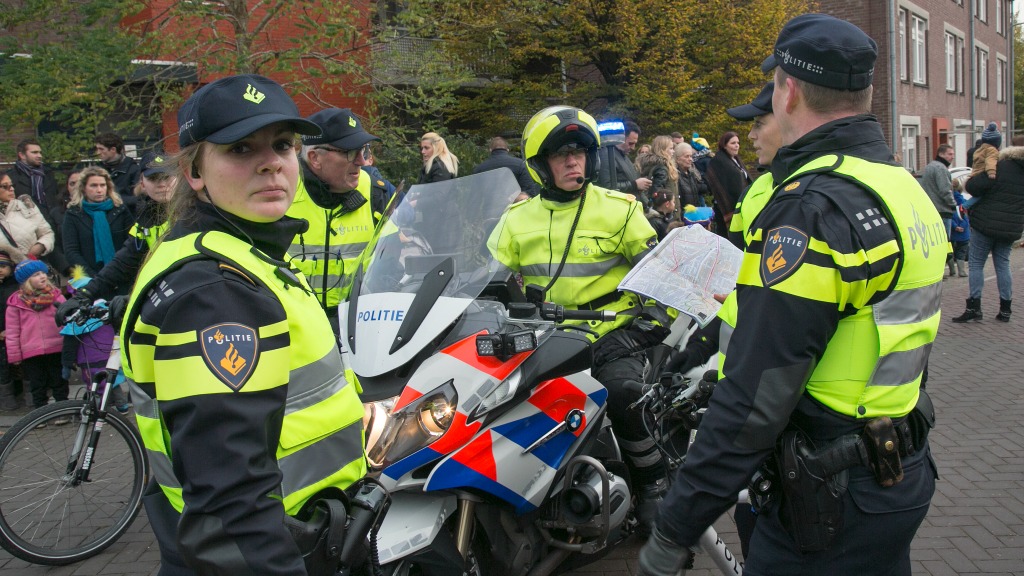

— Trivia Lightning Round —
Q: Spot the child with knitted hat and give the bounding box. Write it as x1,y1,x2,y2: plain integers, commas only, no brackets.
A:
971,122,1002,179
6,259,68,412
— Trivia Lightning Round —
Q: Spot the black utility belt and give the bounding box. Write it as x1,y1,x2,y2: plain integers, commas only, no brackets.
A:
804,415,914,488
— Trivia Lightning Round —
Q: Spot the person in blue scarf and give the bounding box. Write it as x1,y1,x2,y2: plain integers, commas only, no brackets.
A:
61,167,133,281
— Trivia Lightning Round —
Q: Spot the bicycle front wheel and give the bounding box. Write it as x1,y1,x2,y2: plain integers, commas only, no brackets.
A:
0,400,147,565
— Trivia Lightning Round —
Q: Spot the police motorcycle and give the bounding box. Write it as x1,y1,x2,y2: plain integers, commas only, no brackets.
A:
343,169,669,575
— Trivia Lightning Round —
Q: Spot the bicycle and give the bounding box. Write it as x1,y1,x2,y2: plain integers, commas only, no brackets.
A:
0,303,147,565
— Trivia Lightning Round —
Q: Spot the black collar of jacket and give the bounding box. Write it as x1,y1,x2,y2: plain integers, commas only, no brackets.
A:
301,161,366,213
771,114,892,184
168,200,307,260
134,196,167,228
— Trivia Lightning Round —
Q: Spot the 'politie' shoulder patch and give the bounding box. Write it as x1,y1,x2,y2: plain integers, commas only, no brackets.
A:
199,323,259,391
761,226,809,286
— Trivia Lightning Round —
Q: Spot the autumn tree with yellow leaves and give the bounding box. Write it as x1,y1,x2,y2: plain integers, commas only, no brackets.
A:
426,0,813,150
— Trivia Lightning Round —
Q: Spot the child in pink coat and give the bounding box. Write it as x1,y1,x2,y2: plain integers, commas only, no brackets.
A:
6,259,67,409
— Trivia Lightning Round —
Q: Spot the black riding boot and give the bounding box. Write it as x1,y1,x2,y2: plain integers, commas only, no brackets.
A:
952,297,983,322
997,299,1012,322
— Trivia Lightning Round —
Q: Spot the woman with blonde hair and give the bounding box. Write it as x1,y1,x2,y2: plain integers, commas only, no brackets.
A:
636,135,679,207
61,166,133,276
419,132,459,183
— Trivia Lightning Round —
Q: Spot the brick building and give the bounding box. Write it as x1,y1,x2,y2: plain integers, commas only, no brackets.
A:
820,0,1014,171
1,1,375,160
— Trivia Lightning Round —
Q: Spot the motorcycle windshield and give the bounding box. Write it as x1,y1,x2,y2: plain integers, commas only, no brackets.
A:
343,168,524,376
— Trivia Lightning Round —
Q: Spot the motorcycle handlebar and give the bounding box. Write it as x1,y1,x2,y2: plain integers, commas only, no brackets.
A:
538,302,617,323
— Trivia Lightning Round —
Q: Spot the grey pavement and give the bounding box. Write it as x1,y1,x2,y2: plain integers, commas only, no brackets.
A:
1,245,1022,575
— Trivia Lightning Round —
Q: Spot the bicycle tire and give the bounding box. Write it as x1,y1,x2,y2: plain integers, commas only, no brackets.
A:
0,400,147,565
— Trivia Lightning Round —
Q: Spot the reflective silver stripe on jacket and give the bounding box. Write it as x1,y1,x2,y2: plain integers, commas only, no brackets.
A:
870,343,933,386
279,420,364,498
719,321,734,359
306,272,344,291
873,283,942,325
521,256,628,279
286,359,348,415
148,449,181,489
287,242,369,261
129,380,181,489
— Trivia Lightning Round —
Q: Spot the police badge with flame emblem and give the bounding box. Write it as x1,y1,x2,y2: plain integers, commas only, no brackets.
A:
200,323,259,390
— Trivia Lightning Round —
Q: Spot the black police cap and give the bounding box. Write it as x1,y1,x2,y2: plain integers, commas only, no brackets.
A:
177,74,320,148
302,108,380,151
140,151,171,178
727,82,775,121
760,14,877,92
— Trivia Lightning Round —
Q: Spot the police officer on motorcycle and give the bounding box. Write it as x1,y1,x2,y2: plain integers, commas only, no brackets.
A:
487,105,674,531
640,14,940,575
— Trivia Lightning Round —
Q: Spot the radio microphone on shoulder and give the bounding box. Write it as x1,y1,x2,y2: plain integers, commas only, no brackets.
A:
575,176,585,184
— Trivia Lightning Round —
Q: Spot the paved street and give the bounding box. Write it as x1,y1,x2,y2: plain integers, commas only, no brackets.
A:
0,245,1021,575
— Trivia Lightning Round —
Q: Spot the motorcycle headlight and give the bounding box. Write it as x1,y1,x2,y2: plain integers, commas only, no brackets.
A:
364,381,458,471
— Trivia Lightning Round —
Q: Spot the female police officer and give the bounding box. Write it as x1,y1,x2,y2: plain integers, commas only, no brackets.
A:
120,74,366,576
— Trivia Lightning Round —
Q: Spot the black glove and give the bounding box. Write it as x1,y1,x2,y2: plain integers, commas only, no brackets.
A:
637,526,691,576
663,349,700,376
55,291,92,327
108,295,128,331
631,317,670,348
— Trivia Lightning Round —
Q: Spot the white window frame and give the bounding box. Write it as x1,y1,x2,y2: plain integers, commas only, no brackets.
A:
946,32,957,90
976,0,987,22
945,25,967,94
995,0,1004,34
901,124,920,173
899,9,908,81
956,36,965,93
996,55,1007,102
912,14,927,84
976,46,989,99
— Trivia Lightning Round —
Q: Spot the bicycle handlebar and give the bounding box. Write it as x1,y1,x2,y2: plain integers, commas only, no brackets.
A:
64,303,111,327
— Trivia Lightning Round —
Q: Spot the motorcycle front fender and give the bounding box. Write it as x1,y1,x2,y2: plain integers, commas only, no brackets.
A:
375,491,459,564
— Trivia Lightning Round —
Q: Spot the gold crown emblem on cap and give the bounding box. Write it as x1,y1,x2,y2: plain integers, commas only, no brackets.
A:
243,84,266,104
348,116,357,127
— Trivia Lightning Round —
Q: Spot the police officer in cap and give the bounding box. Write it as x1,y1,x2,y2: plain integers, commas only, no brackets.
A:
120,75,366,575
289,108,387,333
640,14,942,575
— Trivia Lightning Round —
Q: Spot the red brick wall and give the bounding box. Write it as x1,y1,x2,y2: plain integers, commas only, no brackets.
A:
140,1,374,151
818,0,1011,170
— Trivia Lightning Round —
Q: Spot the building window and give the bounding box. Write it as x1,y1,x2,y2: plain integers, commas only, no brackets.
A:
899,9,908,81
976,47,989,99
901,125,919,173
946,33,956,90
996,57,1007,102
996,0,1003,34
976,0,987,22
911,15,927,84
946,32,965,93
